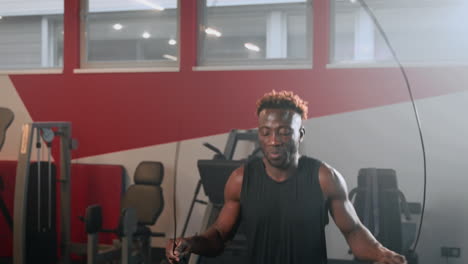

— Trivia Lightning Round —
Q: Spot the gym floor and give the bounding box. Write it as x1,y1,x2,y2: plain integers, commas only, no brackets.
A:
0,248,166,264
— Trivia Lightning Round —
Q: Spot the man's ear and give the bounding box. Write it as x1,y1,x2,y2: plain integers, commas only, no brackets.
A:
299,127,305,142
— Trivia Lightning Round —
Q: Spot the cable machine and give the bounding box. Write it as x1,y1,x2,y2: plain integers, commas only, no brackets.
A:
13,122,74,264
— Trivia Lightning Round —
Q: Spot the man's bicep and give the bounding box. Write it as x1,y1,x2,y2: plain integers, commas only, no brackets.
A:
329,198,361,235
320,164,361,235
213,167,243,241
213,200,241,241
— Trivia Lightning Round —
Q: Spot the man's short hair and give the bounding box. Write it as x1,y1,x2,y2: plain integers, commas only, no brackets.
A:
256,90,308,120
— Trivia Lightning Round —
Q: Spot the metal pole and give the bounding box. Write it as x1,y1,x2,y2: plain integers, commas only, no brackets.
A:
36,129,41,231
13,124,34,264
59,124,72,264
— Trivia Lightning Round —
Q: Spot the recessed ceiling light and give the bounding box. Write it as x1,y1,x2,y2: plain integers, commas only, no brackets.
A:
205,27,222,37
168,39,177,45
244,43,260,52
113,23,123,30
163,54,177,61
142,32,151,39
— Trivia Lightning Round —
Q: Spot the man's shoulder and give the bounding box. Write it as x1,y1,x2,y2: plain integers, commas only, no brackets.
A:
231,165,245,178
300,155,323,168
225,166,245,201
300,155,319,161
316,162,348,199
242,156,263,172
300,157,337,189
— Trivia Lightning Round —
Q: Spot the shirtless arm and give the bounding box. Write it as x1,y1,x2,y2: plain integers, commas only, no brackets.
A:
165,166,244,263
319,164,406,264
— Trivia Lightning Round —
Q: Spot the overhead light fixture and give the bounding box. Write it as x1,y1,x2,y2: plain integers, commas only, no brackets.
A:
168,39,177,45
205,27,222,37
142,32,151,39
0,16,3,20
134,0,164,11
163,54,178,61
113,23,123,30
350,0,357,3
244,43,260,52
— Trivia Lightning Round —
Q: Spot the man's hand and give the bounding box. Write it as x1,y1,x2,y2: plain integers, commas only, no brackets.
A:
374,248,407,264
165,238,191,264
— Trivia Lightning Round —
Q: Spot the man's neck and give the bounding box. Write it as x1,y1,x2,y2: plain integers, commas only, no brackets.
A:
263,154,301,182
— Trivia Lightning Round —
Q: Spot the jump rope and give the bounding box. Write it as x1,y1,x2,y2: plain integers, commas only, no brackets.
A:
171,0,428,258
356,0,427,252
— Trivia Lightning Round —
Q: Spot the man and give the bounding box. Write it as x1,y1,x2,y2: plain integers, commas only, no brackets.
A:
166,90,407,264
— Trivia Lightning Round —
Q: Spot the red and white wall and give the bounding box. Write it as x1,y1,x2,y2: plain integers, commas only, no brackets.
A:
1,0,467,263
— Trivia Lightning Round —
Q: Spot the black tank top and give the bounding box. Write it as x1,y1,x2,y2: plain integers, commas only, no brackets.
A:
240,156,328,264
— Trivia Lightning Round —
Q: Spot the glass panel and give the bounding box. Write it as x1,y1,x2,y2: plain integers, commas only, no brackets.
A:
199,0,311,66
85,0,178,65
0,0,64,69
331,0,468,64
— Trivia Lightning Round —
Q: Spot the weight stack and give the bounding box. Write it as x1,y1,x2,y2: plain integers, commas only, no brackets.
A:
25,161,57,264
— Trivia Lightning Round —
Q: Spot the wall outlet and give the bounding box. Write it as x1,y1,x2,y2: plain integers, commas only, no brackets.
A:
441,247,461,258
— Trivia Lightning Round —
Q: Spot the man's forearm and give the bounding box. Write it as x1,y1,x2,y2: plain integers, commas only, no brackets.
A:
345,223,387,261
187,227,225,257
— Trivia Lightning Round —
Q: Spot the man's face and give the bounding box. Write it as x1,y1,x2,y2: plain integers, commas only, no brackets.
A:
257,108,304,169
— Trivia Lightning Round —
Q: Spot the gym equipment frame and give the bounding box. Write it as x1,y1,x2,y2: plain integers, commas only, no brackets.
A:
13,122,73,264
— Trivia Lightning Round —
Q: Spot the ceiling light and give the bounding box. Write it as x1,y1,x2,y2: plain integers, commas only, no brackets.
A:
113,23,123,30
0,16,3,20
244,43,260,52
134,0,164,11
350,0,357,3
168,39,177,45
205,27,222,37
142,32,151,39
163,54,177,61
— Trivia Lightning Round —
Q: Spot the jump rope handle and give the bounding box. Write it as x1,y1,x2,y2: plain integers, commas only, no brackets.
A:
172,242,189,264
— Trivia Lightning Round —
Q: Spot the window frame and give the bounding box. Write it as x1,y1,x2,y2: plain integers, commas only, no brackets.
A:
78,0,181,72
195,0,313,70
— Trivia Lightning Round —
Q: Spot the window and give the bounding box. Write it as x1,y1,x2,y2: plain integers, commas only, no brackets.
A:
82,0,179,68
331,0,468,65
0,0,63,70
198,0,312,67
